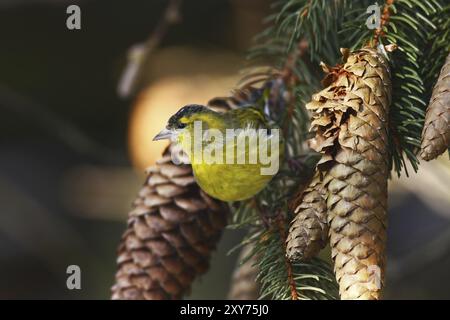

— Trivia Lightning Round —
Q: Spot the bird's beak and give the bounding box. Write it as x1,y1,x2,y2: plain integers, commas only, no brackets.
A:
153,128,175,141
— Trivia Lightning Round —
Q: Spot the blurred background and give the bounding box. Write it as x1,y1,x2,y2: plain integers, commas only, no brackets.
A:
0,0,449,299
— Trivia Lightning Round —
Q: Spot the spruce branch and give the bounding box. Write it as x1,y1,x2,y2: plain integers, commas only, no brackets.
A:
231,0,449,300
245,215,337,300
421,4,450,93
341,0,446,175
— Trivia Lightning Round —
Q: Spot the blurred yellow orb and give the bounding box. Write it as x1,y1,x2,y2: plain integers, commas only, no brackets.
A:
128,48,241,171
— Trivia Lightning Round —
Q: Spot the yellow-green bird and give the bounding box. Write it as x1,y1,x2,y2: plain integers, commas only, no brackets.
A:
153,104,282,201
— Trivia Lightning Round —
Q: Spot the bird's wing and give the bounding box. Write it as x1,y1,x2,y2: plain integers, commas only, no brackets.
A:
220,106,281,168
226,105,270,129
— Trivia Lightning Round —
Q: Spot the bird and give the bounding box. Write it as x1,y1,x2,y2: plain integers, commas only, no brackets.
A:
153,104,282,201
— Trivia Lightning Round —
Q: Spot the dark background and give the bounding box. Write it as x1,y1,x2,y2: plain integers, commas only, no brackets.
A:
0,0,449,299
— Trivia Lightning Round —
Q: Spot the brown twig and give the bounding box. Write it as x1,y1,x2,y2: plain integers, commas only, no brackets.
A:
373,0,394,46
281,39,308,83
118,0,183,97
299,0,312,18
144,0,182,52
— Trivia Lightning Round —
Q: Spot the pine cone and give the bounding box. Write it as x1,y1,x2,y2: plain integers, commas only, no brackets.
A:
420,52,450,161
286,172,328,261
111,148,229,300
227,244,260,300
307,48,391,300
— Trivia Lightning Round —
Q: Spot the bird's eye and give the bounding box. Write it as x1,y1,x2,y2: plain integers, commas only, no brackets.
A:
177,122,186,129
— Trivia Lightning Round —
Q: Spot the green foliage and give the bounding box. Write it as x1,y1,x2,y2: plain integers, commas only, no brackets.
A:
421,4,450,93
276,0,348,63
340,0,447,175
248,0,449,176
253,227,338,300
230,183,339,300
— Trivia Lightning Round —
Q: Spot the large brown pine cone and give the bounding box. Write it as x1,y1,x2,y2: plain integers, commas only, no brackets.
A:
420,52,450,161
111,148,228,300
306,48,391,300
286,172,328,261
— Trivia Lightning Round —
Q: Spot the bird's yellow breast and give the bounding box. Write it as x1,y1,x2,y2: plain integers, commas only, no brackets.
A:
173,106,282,202
192,163,273,201
190,132,281,201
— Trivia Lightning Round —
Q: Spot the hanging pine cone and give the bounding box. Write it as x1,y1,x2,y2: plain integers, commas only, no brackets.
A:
306,48,391,300
227,243,260,300
286,172,328,261
111,147,229,300
420,52,450,161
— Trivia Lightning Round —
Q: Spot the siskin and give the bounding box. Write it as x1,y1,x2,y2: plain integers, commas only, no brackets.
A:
153,104,282,201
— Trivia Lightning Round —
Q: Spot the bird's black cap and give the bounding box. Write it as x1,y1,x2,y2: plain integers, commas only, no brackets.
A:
167,104,207,128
